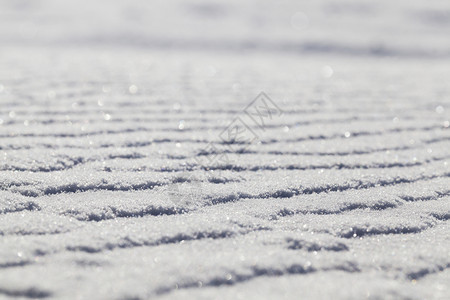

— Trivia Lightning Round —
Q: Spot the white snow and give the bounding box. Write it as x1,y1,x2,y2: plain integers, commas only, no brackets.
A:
0,0,449,299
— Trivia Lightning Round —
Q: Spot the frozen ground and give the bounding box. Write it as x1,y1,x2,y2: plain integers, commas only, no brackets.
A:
0,0,449,299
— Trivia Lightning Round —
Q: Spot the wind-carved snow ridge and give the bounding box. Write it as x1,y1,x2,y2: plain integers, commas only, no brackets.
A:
159,92,285,206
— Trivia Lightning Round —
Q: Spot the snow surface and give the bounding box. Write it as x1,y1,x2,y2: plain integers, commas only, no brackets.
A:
0,0,449,299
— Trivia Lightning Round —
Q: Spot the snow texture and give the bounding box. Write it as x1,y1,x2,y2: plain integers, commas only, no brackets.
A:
0,0,449,299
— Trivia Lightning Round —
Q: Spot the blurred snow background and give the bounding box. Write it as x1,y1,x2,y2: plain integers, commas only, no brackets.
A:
1,0,450,56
